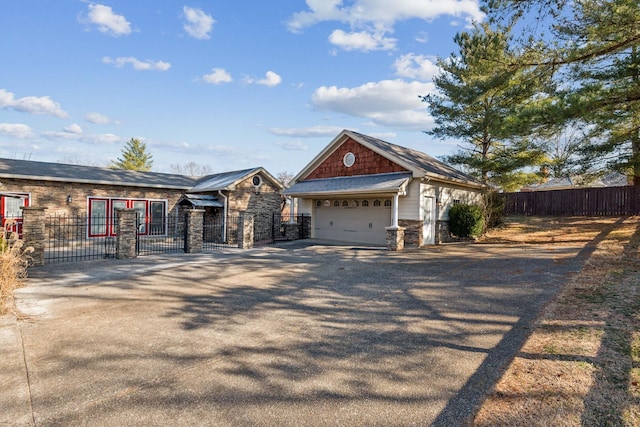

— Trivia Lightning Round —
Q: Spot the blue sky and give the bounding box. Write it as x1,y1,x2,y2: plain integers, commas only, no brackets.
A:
0,1,484,175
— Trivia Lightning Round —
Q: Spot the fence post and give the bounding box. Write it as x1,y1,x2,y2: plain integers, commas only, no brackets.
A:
238,212,254,249
21,207,46,267
115,208,137,259
184,209,204,253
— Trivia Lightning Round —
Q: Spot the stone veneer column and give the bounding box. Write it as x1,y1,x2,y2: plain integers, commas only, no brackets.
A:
283,222,299,240
115,208,137,259
238,212,254,249
21,207,46,267
184,209,204,253
385,225,405,251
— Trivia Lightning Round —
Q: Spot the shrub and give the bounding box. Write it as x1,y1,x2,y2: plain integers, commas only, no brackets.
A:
0,220,34,314
483,190,505,229
449,204,484,238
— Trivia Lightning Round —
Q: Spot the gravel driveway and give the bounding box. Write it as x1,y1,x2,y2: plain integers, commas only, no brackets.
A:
1,240,587,426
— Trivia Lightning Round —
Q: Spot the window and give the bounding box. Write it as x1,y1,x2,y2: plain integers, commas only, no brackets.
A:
333,200,340,207
453,199,461,205
315,200,322,207
384,199,392,207
1,193,29,236
362,200,369,207
373,200,381,207
88,197,167,237
352,200,359,207
252,175,262,186
342,200,349,207
343,152,356,167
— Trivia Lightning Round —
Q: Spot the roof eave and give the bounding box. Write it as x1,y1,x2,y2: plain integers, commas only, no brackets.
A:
0,173,193,190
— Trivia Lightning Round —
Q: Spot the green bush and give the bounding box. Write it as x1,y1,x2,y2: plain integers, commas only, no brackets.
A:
449,204,484,238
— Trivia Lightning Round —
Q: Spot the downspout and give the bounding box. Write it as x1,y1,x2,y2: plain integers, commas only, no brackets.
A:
218,190,227,242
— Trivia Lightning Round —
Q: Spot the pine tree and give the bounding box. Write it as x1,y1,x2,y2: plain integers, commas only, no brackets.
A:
487,0,640,184
421,22,551,190
112,138,154,172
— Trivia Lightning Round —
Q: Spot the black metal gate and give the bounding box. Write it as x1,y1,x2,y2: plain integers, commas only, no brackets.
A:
136,214,185,255
44,215,116,264
203,215,240,251
254,213,311,246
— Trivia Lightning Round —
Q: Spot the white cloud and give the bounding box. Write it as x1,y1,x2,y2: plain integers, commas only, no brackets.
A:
393,53,440,81
269,126,345,138
82,3,132,37
0,123,34,139
201,68,233,84
328,29,396,51
311,79,435,130
102,56,171,71
0,89,69,118
245,71,282,87
287,0,484,32
42,130,122,145
85,112,117,124
275,140,308,151
64,123,83,134
183,6,215,40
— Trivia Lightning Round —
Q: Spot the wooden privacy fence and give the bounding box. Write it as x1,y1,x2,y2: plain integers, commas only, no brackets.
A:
504,186,640,216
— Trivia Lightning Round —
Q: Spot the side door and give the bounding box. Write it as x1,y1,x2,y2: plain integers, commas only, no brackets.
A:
422,196,436,245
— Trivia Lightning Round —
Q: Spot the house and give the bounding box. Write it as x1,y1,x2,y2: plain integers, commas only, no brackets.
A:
284,130,485,247
520,172,629,191
0,158,283,238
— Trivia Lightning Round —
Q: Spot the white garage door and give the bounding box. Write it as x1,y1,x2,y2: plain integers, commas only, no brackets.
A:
313,199,391,245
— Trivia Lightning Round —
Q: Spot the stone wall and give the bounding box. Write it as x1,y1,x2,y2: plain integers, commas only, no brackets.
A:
399,219,422,248
226,173,282,216
0,178,185,217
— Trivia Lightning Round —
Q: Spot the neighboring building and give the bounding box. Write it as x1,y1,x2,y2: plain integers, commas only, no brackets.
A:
0,158,283,237
521,172,629,191
284,130,485,246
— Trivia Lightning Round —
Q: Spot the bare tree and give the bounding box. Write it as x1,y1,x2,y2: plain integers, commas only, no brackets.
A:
170,162,213,176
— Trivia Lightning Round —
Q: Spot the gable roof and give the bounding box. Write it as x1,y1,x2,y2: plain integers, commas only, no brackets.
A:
190,167,284,192
0,158,196,189
0,158,284,193
291,130,483,189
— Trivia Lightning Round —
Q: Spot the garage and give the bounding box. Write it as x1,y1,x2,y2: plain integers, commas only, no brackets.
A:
313,198,392,245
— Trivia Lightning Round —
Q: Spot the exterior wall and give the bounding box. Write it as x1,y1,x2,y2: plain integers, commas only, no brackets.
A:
0,178,185,217
398,179,420,220
226,173,282,216
305,138,409,180
421,181,483,221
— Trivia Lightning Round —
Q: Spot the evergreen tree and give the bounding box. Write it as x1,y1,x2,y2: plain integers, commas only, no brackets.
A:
112,138,154,172
421,22,551,190
486,0,640,184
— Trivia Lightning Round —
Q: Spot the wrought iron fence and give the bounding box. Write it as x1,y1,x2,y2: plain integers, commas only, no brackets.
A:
44,215,116,264
254,213,311,246
203,215,240,251
136,213,185,256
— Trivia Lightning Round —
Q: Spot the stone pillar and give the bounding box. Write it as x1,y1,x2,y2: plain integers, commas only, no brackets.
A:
283,222,299,240
238,212,254,249
184,209,204,253
115,208,137,259
385,226,405,251
21,207,46,267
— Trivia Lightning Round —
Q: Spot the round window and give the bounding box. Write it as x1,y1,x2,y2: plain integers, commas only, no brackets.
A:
343,152,356,167
252,175,262,186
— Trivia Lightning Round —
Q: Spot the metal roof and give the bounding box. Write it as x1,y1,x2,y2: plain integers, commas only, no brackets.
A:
190,168,261,192
178,194,224,208
284,172,413,197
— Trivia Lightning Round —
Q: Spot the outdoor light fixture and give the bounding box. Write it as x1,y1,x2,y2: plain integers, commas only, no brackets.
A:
66,195,72,203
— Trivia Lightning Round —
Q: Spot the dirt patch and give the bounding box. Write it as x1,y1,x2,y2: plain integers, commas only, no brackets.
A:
472,216,640,426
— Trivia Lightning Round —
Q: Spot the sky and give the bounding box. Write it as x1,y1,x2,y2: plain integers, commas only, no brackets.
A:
0,0,485,176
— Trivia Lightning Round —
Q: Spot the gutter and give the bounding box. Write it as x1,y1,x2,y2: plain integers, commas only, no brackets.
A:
218,190,228,242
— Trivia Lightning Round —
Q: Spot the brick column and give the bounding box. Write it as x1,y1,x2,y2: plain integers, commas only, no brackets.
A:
385,226,405,251
115,208,137,259
238,212,254,249
184,209,204,253
283,222,299,240
21,207,46,266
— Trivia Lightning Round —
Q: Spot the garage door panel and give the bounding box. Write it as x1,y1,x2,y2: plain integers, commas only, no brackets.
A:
314,204,390,245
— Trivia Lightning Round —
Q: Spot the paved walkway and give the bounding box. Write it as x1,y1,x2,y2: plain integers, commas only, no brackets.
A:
1,241,587,426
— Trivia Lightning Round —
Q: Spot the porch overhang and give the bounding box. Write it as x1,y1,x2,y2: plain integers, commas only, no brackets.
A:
283,172,412,198
178,194,224,208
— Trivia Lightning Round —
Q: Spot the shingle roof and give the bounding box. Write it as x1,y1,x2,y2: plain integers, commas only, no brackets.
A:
347,130,480,185
0,158,196,189
284,172,412,197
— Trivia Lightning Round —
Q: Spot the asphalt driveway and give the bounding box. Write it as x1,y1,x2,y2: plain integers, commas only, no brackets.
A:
1,240,587,426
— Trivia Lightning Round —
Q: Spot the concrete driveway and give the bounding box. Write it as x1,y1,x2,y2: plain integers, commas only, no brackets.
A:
1,240,587,426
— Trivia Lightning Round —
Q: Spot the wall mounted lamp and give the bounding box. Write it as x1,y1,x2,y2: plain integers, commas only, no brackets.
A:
66,195,72,203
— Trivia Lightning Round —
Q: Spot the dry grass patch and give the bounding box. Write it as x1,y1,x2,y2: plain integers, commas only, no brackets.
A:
473,216,640,427
0,221,33,314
